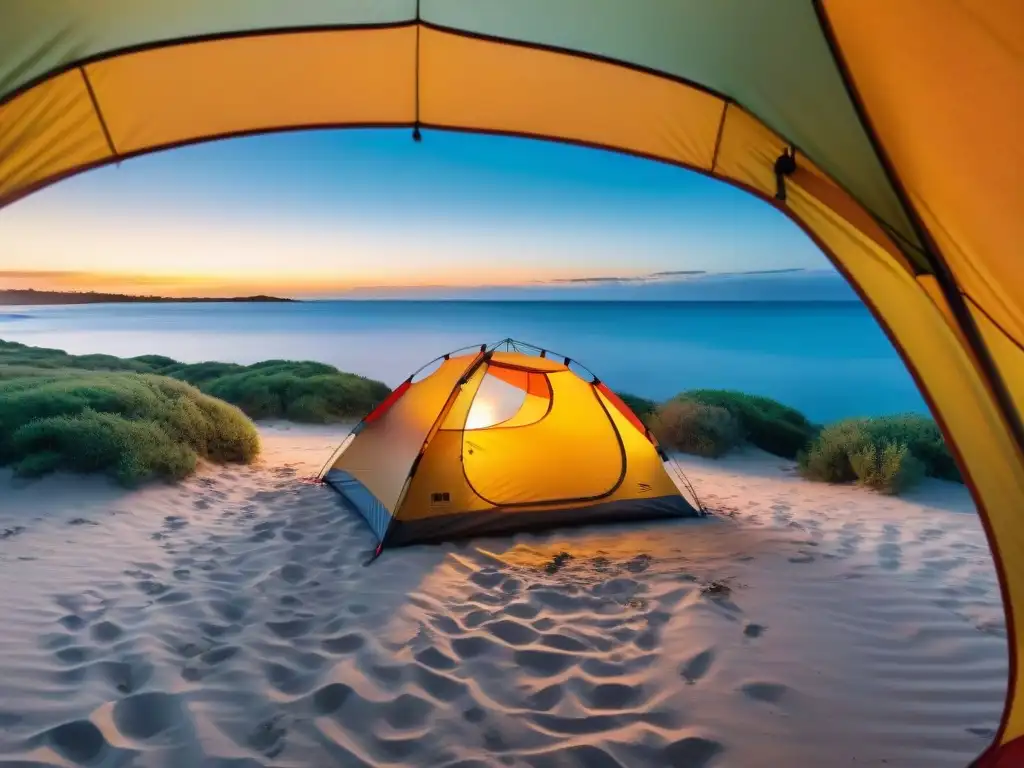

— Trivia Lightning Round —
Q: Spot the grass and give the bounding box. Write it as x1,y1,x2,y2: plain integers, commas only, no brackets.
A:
798,414,958,494
0,371,259,486
0,340,391,423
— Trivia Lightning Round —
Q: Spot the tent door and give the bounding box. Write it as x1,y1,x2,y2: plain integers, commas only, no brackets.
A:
460,369,625,507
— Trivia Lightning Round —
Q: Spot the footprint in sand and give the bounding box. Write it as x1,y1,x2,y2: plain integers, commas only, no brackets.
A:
58,614,86,631
514,649,577,677
587,681,643,710
321,633,365,654
247,714,287,759
89,620,123,643
46,720,109,764
788,552,815,564
485,619,539,647
877,542,902,571
113,691,187,741
280,563,307,584
664,736,724,768
679,648,715,684
740,681,789,704
98,658,154,694
743,623,766,639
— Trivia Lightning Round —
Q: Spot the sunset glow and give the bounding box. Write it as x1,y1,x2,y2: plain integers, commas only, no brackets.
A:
0,129,827,299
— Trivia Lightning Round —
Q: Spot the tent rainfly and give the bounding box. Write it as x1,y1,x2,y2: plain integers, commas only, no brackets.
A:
318,340,701,549
1,3,1020,764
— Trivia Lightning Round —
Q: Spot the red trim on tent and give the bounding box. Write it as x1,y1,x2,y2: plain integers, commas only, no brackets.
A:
596,383,648,439
362,379,411,425
973,735,1024,767
486,365,552,398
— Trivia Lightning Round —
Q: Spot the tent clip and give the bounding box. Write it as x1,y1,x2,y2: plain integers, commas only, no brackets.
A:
773,146,797,202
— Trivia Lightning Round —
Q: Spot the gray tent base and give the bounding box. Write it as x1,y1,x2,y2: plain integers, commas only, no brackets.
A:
323,468,699,548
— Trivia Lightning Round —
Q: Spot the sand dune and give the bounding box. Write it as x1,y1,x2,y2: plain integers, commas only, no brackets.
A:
0,424,1006,767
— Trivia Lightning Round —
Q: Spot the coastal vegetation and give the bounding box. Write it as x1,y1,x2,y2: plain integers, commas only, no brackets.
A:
0,340,390,484
0,341,391,423
0,339,960,495
637,389,959,496
0,372,259,485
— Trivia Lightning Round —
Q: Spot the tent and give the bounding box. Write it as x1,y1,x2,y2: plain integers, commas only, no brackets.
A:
0,3,1020,763
318,340,700,549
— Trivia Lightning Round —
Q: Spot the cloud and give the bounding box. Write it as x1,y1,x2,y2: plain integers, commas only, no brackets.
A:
536,267,816,286
546,276,643,284
729,268,807,276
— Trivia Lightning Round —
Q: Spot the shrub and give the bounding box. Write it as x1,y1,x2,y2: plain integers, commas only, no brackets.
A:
681,389,818,459
849,441,925,495
614,392,658,422
856,413,960,482
200,365,391,423
0,340,392,424
798,413,954,494
0,371,259,486
647,398,743,458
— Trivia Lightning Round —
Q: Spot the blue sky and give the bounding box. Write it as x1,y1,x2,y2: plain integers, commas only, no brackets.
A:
0,127,846,299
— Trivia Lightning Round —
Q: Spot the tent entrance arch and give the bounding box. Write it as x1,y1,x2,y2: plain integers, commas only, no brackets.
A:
2,4,1022,764
455,357,626,508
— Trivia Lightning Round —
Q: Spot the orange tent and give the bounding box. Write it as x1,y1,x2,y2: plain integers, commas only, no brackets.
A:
318,340,700,549
1,3,1020,763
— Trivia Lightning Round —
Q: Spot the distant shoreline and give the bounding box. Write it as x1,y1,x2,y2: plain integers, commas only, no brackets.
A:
0,289,296,305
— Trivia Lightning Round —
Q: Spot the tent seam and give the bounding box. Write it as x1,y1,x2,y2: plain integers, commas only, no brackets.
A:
78,65,118,161
710,100,729,174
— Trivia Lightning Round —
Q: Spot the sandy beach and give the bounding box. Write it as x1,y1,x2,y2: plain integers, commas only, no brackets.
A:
0,423,1007,768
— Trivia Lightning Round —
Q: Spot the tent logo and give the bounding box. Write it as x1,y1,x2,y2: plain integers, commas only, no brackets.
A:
430,491,451,505
637,482,652,493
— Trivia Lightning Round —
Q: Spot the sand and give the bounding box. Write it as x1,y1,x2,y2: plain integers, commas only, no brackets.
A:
0,423,1007,768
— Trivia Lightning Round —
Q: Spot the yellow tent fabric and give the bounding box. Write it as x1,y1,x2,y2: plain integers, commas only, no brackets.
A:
319,341,699,548
0,3,1020,762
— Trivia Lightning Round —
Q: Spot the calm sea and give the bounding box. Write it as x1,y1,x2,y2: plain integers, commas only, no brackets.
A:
0,300,927,424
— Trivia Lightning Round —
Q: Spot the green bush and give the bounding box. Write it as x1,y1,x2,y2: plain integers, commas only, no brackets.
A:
855,413,960,482
0,371,259,486
0,340,391,424
680,389,818,459
647,398,743,458
850,441,925,495
614,392,658,422
798,414,954,494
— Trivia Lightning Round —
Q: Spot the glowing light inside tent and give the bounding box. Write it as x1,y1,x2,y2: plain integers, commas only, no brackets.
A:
464,373,527,430
465,398,499,431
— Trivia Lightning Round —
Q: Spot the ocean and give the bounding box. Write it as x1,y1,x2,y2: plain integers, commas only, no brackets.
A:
0,300,927,424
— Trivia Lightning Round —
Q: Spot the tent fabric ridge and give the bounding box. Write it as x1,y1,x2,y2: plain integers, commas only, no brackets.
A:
78,66,117,158
0,18,733,110
814,0,1024,462
0,21,418,110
